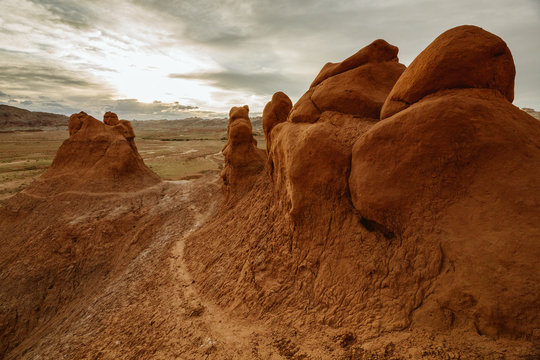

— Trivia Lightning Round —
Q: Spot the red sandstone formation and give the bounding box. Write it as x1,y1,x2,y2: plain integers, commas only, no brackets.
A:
221,105,266,198
267,40,405,219
380,25,515,119
0,111,165,358
186,25,540,357
27,111,160,194
103,111,120,126
0,25,538,359
262,91,292,153
349,25,540,338
289,39,405,123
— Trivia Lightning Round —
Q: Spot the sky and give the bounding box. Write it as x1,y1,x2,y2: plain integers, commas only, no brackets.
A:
0,0,539,120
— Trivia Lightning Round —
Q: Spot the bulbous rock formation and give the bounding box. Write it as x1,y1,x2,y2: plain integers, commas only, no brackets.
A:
187,25,540,357
268,40,405,219
289,39,405,123
221,105,266,198
27,111,160,194
262,91,292,153
349,25,540,338
381,25,515,119
103,111,120,126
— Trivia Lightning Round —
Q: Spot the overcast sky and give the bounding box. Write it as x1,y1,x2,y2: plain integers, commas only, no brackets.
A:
0,0,539,120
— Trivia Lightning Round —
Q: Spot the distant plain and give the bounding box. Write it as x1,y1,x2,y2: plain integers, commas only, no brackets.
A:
0,124,265,199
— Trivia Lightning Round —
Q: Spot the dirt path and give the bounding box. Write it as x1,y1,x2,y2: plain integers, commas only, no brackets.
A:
4,176,274,359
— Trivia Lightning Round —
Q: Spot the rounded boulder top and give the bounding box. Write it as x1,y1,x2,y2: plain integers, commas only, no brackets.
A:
381,25,516,119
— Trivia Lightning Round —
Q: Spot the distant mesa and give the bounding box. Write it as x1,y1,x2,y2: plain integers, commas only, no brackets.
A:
221,105,266,198
0,104,68,129
26,111,160,195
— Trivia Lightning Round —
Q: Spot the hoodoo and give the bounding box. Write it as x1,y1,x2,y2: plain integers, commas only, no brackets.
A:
0,111,163,357
268,39,405,219
26,111,160,195
221,105,266,198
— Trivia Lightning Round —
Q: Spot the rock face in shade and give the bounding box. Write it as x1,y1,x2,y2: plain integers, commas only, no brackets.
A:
349,25,540,339
289,39,405,123
26,111,160,195
262,91,292,153
221,105,266,198
380,25,515,119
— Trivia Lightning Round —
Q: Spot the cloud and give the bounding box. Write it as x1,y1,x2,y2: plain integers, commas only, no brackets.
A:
0,0,539,117
0,64,95,89
169,71,305,97
102,99,200,119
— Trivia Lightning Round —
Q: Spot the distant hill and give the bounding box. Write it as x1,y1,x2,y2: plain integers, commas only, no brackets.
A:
522,107,540,120
0,104,69,130
0,104,263,132
131,116,262,132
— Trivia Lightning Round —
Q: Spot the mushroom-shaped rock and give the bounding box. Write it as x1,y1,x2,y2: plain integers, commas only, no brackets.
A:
289,39,405,123
381,25,515,119
221,105,266,198
262,92,292,153
27,112,160,194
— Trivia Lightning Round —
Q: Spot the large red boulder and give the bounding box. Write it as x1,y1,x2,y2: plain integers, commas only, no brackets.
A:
349,25,540,339
289,39,405,123
381,25,515,119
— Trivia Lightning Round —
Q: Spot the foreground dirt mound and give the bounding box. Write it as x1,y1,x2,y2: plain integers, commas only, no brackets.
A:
26,111,160,195
186,25,540,358
0,175,226,359
221,105,266,198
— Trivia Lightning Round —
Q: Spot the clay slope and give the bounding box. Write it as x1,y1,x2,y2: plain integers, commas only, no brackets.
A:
186,25,540,358
25,111,160,195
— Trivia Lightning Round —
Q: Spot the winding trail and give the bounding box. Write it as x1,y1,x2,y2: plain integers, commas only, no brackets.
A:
4,176,271,359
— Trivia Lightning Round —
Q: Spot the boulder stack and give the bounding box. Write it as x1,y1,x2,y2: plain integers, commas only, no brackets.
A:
221,105,266,198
